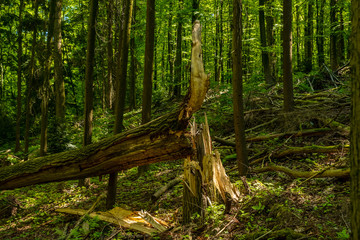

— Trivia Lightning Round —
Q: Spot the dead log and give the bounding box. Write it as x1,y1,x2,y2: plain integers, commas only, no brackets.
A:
0,21,210,191
151,176,182,200
272,144,349,158
252,164,350,178
317,117,350,136
214,128,332,146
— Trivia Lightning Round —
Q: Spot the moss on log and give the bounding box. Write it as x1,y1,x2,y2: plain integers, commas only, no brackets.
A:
252,164,350,178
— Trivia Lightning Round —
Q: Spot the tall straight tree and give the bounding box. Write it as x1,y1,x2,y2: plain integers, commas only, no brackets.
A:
54,0,65,120
330,0,338,71
24,0,39,159
40,0,56,156
107,0,134,209
138,0,156,175
15,0,24,153
266,0,276,84
232,0,248,176
106,0,114,109
259,0,272,86
304,0,313,73
316,0,326,68
282,0,294,112
350,0,360,238
79,0,99,187
129,0,137,111
174,0,183,97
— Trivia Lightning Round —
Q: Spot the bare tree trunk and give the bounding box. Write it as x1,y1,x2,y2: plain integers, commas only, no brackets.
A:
304,0,313,73
316,0,325,68
106,0,114,109
232,0,248,176
330,0,338,71
259,0,272,86
282,0,294,112
138,0,156,176
107,0,134,209
174,0,183,97
40,0,56,156
266,0,276,84
79,0,99,188
24,0,39,160
15,0,24,153
350,1,360,238
129,0,137,111
167,2,174,95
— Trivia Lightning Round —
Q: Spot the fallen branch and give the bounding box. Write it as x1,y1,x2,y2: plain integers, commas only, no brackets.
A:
273,144,349,158
252,165,350,178
151,176,182,200
317,117,350,136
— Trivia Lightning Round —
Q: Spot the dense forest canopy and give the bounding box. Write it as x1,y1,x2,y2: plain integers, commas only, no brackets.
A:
0,0,359,239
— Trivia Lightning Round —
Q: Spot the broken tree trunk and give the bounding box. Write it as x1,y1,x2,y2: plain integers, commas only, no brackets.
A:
0,21,210,191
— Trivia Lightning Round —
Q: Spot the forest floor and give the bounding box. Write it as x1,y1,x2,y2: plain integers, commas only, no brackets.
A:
0,73,352,239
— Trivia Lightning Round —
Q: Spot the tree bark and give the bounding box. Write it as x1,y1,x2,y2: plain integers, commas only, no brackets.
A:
350,0,360,238
174,0,183,97
106,0,114,109
15,0,24,153
79,0,99,188
282,0,294,112
138,0,156,175
129,0,137,111
330,0,338,71
304,0,313,73
316,0,325,68
232,0,248,176
40,0,56,156
259,0,272,86
107,0,134,209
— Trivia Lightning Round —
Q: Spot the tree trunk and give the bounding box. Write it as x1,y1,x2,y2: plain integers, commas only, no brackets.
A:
138,0,156,175
167,2,174,95
350,0,360,238
232,0,248,176
282,0,294,112
304,0,313,73
174,0,183,98
40,0,56,156
106,0,114,109
266,0,276,84
79,0,98,188
129,0,137,111
316,0,325,68
107,0,134,209
259,0,272,86
337,3,345,64
192,0,200,23
330,0,338,71
24,0,39,160
15,0,24,153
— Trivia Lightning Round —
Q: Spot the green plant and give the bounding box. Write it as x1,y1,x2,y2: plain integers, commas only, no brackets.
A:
336,228,349,239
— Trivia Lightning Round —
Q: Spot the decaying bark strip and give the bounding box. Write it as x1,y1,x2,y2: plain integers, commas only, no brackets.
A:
0,21,210,191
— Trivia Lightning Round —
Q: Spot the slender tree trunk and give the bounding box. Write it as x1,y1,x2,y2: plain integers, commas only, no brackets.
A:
350,1,360,239
167,2,174,95
266,0,276,83
338,2,345,64
282,0,294,112
192,0,200,23
296,4,301,70
330,0,338,71
129,0,137,111
15,0,24,153
24,0,39,160
214,0,220,82
138,0,156,175
259,0,272,86
40,0,56,156
316,0,325,68
79,0,98,188
106,0,114,109
174,0,183,97
304,0,313,73
232,0,248,176
107,0,134,209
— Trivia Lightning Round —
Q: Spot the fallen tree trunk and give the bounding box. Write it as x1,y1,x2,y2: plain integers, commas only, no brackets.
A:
214,128,333,146
252,165,350,178
0,21,210,191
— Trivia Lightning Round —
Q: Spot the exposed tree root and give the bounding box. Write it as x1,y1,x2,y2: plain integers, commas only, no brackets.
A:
252,164,350,178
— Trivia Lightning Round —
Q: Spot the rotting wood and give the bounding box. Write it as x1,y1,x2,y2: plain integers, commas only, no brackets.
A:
0,21,210,191
214,128,333,146
152,176,182,200
252,164,350,178
317,117,350,136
